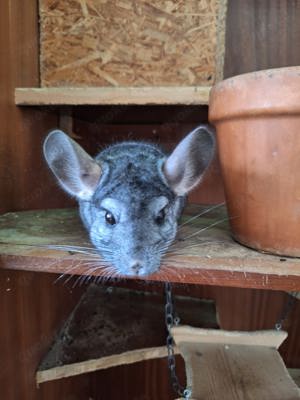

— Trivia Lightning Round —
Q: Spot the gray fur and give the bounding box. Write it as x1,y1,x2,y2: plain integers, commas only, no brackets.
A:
43,125,215,276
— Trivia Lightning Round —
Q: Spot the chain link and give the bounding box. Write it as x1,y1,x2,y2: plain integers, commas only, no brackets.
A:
275,292,296,330
165,282,192,400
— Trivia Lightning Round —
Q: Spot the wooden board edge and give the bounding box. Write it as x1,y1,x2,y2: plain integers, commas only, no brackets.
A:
36,345,179,384
171,326,288,349
289,369,300,388
215,0,228,82
15,86,211,106
1,251,300,291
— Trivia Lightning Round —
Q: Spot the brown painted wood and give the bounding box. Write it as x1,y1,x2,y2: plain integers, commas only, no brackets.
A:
0,0,72,213
0,0,93,398
224,0,300,78
0,269,89,400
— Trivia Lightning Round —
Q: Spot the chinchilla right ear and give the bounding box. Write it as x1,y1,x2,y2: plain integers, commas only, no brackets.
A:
163,125,215,196
43,130,102,200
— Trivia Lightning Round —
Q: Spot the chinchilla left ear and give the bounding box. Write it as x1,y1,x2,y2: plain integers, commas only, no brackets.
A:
163,125,215,195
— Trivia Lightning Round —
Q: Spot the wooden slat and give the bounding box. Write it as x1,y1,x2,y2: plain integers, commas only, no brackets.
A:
290,369,300,388
171,326,288,349
15,86,211,105
1,205,300,290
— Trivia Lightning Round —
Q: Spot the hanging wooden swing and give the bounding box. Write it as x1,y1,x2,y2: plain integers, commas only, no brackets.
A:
172,326,300,400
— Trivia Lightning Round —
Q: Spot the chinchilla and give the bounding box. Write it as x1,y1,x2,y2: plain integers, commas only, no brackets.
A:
43,125,215,277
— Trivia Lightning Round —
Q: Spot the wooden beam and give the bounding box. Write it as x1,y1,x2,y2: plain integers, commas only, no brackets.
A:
15,86,211,106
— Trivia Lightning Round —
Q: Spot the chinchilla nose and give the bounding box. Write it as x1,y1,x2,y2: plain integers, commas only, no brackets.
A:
130,261,143,275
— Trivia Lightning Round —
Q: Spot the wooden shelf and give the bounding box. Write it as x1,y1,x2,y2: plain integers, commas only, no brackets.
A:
1,205,300,291
14,86,211,106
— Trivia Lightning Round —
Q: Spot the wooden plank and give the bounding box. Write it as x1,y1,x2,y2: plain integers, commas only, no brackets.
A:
290,369,300,388
171,326,288,349
178,344,300,400
37,346,171,384
224,0,300,78
1,205,300,290
172,327,300,400
37,285,217,383
15,86,211,105
0,0,89,398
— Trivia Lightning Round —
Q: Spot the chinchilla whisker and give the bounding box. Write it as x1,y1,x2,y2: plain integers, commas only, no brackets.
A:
158,269,171,283
78,274,90,286
45,246,114,264
93,266,118,285
165,240,223,255
62,261,95,286
178,202,225,229
43,244,99,255
181,216,236,241
161,264,186,281
54,263,84,284
168,243,225,255
73,265,106,288
46,244,98,251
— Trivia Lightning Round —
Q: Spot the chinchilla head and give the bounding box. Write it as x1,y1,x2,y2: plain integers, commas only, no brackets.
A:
43,126,215,277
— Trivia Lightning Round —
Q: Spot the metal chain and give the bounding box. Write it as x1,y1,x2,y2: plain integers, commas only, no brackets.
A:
275,292,297,330
165,285,297,396
165,282,192,400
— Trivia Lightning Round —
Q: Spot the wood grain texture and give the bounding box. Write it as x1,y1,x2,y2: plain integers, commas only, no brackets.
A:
0,0,92,399
0,0,71,214
39,0,226,87
0,269,89,400
1,206,300,290
2,1,300,399
172,326,288,348
224,0,300,78
15,86,211,105
37,286,217,383
173,329,300,399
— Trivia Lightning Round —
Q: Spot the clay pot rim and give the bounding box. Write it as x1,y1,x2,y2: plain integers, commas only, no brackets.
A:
209,66,300,123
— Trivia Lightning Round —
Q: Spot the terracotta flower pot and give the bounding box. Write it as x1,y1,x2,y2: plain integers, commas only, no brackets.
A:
209,66,300,257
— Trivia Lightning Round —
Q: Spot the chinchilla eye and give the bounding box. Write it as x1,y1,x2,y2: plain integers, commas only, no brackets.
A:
105,211,116,225
155,208,166,225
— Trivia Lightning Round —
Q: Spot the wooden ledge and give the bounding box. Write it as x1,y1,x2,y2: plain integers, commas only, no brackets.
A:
1,205,300,290
15,86,211,106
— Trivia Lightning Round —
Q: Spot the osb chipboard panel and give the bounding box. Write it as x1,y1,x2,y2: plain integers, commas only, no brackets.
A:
39,0,227,87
